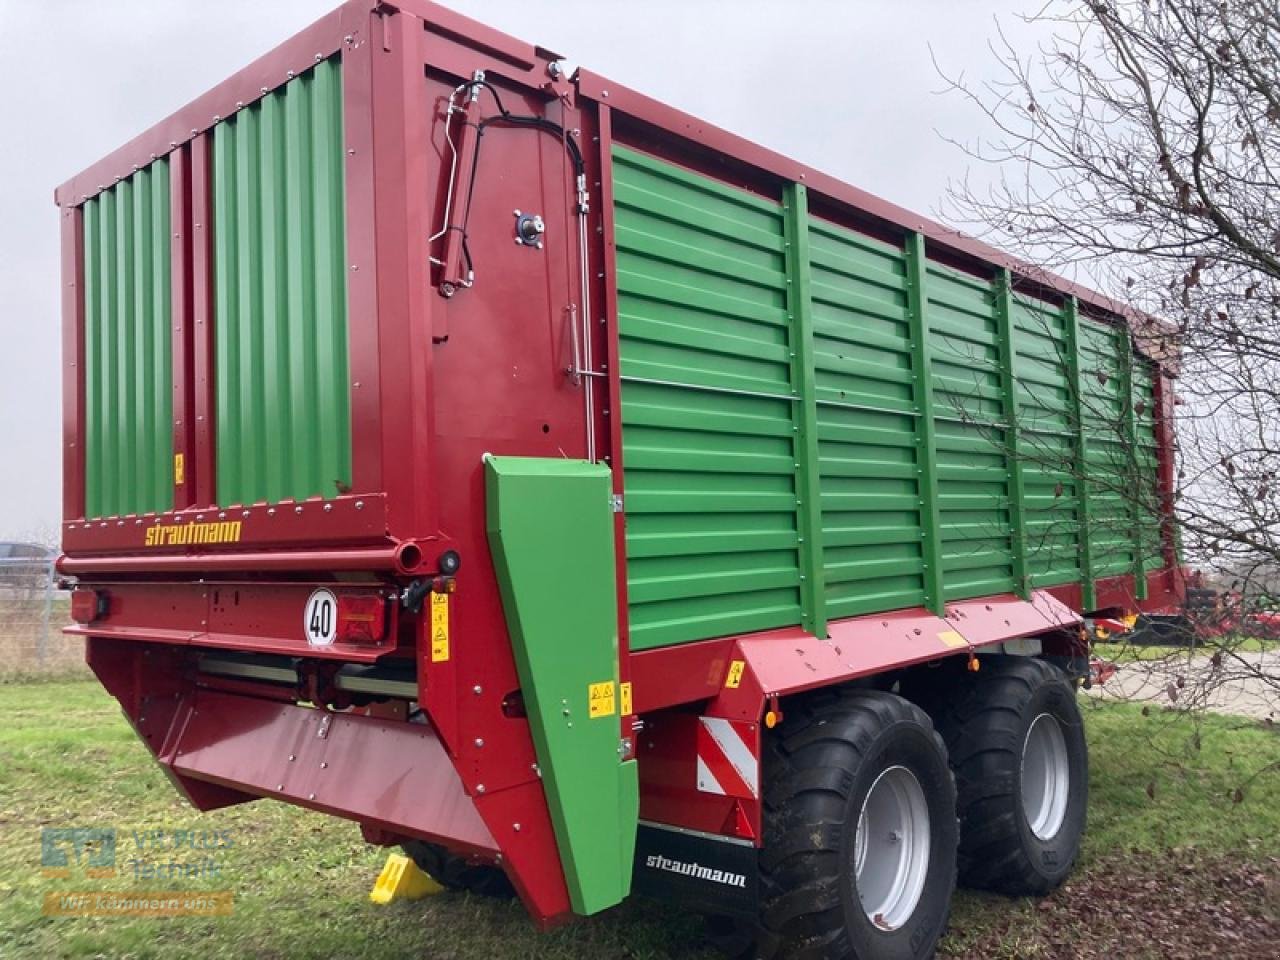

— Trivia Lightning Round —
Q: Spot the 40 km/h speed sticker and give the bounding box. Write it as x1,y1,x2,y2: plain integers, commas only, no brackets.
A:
304,589,338,647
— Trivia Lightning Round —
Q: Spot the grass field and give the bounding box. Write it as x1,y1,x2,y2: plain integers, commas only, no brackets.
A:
0,679,1276,960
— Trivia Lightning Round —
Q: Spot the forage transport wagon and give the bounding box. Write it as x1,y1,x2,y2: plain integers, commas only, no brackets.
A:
56,3,1182,957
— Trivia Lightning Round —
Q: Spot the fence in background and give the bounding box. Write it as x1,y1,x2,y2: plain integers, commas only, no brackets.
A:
0,558,83,677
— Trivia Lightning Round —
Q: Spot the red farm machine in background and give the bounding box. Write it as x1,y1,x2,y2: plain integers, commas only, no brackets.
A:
56,3,1183,957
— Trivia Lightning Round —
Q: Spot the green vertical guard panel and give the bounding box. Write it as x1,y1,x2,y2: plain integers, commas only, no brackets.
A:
485,456,639,916
212,56,350,506
82,160,173,519
612,146,803,649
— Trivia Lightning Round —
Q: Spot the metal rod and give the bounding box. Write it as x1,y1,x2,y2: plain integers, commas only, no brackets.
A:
59,546,411,576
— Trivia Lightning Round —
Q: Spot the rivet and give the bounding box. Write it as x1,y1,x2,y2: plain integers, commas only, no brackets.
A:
474,738,484,748
295,506,303,515
473,685,483,695
324,503,333,513
267,508,276,516
320,761,328,769
476,784,486,794
307,792,315,800
355,500,365,510
513,823,522,832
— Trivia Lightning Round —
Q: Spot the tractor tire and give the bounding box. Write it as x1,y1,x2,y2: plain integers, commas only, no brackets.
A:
755,689,957,960
401,840,515,898
925,657,1089,896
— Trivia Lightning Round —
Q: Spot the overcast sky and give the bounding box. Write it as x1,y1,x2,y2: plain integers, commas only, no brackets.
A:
0,0,1041,542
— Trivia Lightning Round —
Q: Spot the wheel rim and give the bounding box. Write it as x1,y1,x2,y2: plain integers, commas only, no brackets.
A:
1021,712,1070,841
853,765,931,931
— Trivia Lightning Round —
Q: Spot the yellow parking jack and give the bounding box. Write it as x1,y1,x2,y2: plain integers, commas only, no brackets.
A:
369,853,445,904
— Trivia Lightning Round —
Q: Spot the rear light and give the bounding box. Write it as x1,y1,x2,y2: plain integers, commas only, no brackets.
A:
70,588,107,624
336,594,388,644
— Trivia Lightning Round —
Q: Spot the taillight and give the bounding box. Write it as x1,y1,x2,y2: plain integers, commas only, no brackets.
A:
336,594,387,644
70,588,107,624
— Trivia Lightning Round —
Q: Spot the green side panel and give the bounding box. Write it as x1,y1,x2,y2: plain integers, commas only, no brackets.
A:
613,146,803,650
1078,317,1137,584
485,456,639,916
995,270,1031,598
807,218,927,619
212,56,350,506
82,160,174,519
1063,299,1097,609
1131,359,1165,574
925,260,1017,601
1011,292,1082,587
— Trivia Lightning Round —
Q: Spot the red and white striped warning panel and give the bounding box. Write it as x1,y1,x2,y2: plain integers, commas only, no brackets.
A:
695,717,759,799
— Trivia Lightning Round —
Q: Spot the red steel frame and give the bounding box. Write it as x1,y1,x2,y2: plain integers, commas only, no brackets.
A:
56,0,1186,928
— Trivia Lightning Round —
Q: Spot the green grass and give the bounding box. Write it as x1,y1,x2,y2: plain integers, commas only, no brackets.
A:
0,681,1276,959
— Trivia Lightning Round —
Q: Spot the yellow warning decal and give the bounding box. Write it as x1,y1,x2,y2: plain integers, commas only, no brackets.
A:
430,593,449,662
588,681,616,718
725,659,746,689
620,681,633,716
173,453,185,486
938,630,967,649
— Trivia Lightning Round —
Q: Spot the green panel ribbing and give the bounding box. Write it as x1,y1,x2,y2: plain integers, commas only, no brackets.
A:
613,145,803,650
1063,297,1097,610
485,456,638,916
212,56,349,507
82,160,173,518
996,270,1030,598
782,184,827,637
905,232,945,614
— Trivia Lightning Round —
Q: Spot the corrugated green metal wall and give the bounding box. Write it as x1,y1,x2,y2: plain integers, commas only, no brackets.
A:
613,146,1164,649
82,160,174,519
613,147,803,651
211,56,350,506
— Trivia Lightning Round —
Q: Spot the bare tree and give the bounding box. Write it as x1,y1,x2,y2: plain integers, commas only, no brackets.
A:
938,0,1280,712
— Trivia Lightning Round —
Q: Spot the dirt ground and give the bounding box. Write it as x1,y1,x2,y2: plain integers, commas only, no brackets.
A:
942,850,1280,960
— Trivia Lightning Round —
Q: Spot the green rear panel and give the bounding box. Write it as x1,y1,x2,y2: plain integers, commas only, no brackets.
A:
485,456,639,916
211,56,350,506
612,147,1159,645
613,146,803,650
82,161,173,519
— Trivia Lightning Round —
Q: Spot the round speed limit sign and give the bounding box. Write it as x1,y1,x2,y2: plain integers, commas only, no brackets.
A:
304,588,338,647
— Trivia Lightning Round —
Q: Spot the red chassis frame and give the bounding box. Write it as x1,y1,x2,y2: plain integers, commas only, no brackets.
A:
56,0,1185,928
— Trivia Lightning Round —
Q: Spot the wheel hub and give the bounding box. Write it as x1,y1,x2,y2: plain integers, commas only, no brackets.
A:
1021,712,1070,841
853,765,931,930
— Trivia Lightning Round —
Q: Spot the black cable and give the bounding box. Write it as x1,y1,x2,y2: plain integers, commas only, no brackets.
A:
442,82,585,285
